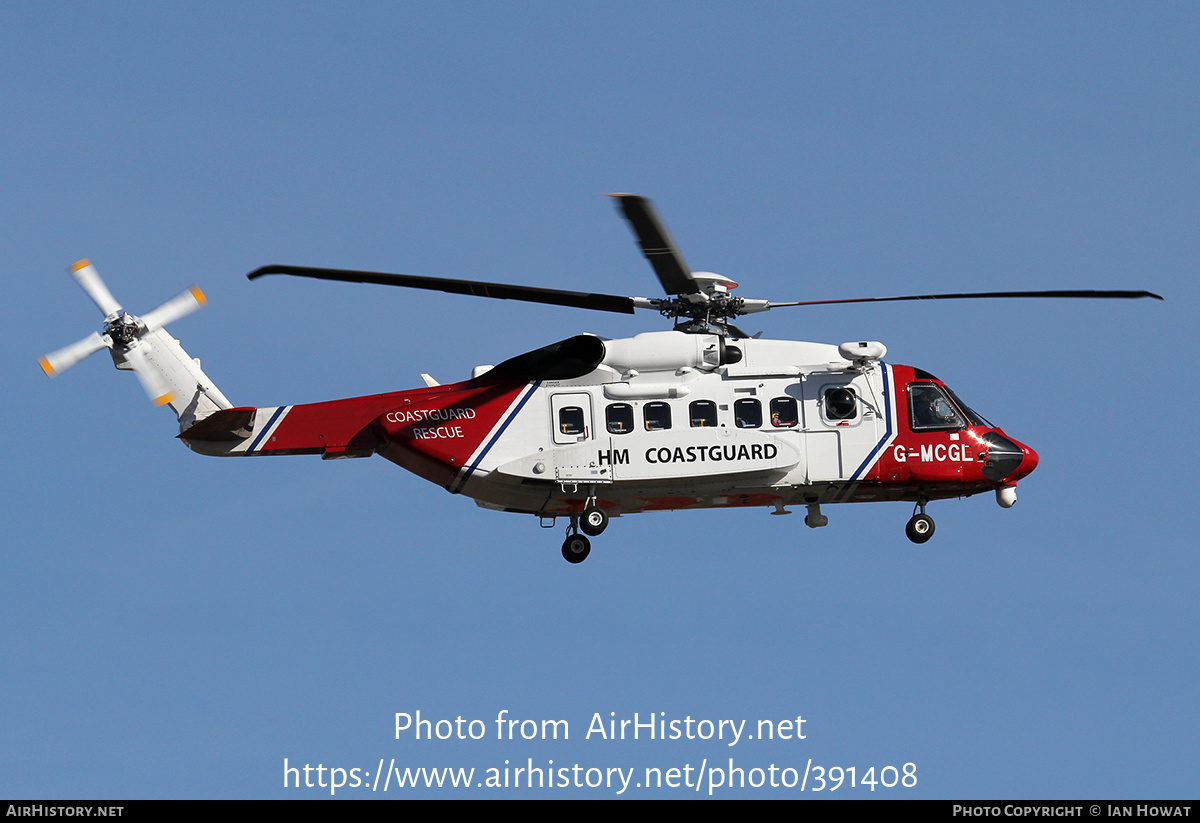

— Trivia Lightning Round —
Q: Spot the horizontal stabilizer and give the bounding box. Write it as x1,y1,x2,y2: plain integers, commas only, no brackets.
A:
177,407,257,442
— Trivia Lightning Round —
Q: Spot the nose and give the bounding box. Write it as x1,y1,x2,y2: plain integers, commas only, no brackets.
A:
980,431,1037,482
1011,440,1039,479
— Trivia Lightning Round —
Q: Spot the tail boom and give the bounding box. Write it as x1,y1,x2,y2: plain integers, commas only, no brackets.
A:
178,379,535,492
178,389,416,458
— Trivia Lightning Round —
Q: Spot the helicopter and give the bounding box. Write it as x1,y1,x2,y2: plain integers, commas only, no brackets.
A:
40,194,1161,563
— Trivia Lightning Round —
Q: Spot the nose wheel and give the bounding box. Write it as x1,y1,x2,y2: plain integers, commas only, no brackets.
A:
905,500,935,544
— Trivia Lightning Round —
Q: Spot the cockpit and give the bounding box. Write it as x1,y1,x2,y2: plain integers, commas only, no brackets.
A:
907,381,992,432
907,379,1025,482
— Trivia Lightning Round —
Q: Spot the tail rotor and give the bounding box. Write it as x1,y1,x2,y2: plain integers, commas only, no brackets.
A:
40,260,219,411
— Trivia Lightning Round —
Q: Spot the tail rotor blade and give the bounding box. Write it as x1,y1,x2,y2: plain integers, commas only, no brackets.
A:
123,344,175,407
69,259,123,318
140,286,207,331
39,331,111,377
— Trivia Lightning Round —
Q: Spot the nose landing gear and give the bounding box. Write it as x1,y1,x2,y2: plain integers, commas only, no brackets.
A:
905,499,935,544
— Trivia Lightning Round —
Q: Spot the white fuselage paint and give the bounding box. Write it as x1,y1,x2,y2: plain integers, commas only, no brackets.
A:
460,333,897,516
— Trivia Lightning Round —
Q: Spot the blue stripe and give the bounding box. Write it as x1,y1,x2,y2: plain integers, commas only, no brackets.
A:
450,382,541,494
838,365,894,501
247,406,285,453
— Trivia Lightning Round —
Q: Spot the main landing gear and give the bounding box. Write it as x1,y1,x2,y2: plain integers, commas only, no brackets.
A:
905,499,935,544
580,505,608,536
562,531,591,563
562,503,609,564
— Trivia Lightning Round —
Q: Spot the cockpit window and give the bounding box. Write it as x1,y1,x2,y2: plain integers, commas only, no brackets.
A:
908,383,966,431
944,387,992,428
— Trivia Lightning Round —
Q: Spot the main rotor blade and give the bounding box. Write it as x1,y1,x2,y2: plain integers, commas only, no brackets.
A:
140,286,207,332
69,259,123,318
769,289,1164,309
607,194,701,296
247,265,638,315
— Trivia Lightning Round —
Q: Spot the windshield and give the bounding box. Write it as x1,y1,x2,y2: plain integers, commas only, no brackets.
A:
944,386,993,428
908,382,994,431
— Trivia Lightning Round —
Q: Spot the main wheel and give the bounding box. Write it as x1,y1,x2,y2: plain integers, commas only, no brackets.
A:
905,513,935,544
580,505,609,536
562,533,591,563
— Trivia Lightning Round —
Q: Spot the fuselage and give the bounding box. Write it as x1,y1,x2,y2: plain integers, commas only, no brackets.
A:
248,330,1037,520
181,331,1038,520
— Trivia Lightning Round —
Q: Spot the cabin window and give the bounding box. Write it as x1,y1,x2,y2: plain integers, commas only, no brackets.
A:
770,397,798,427
908,383,965,431
606,403,634,435
689,400,718,427
734,398,762,429
823,387,857,421
644,402,672,431
559,406,585,436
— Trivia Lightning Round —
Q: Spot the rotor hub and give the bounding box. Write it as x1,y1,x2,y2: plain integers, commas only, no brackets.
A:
105,315,138,346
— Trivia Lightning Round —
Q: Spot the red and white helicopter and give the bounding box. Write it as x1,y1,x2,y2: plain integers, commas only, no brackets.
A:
40,195,1161,562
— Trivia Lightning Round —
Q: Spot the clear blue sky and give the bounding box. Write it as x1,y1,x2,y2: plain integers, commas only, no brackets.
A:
4,2,1196,798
